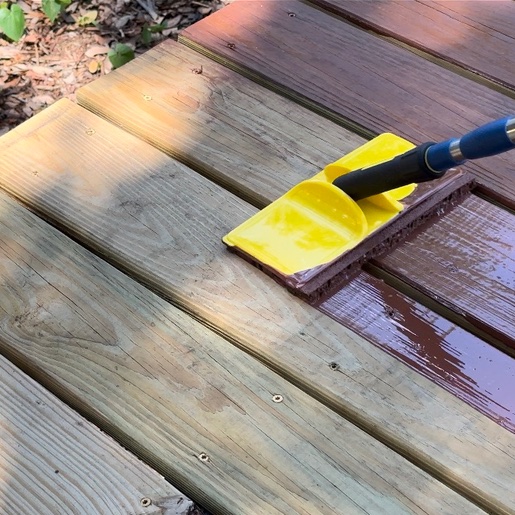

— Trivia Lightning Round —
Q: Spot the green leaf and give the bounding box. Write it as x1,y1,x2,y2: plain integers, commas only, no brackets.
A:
108,43,134,69
141,26,151,46
141,23,165,46
42,0,62,22
148,23,166,33
0,4,25,42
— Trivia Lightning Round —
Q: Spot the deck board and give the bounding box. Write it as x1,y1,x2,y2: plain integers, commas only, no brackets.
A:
0,185,483,515
307,0,515,90
319,273,515,433
0,354,189,515
0,98,513,513
180,0,515,208
76,39,364,208
376,195,515,349
76,41,515,384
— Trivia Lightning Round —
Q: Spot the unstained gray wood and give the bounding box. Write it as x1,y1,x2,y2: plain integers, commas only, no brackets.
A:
0,98,511,514
0,185,481,514
0,354,189,515
77,39,364,209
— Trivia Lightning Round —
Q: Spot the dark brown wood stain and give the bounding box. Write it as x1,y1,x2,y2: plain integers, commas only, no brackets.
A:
181,0,515,208
319,273,515,433
376,194,515,349
307,0,515,91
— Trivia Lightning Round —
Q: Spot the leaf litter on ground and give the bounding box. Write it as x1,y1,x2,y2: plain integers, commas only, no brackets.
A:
0,0,230,134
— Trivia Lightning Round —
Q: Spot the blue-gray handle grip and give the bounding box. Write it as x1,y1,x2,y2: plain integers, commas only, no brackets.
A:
333,116,515,200
426,116,515,171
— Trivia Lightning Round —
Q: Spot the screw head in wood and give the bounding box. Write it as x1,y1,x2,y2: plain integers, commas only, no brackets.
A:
140,497,152,507
198,452,210,462
272,394,283,403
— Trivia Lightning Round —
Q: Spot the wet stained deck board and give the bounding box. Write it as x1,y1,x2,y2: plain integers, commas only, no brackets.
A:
0,354,189,514
179,0,515,208
307,0,515,90
76,42,515,389
0,150,485,515
375,194,515,349
0,100,514,513
319,272,515,433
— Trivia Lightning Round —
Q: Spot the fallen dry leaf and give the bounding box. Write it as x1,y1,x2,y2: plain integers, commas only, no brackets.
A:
0,47,21,60
85,45,110,58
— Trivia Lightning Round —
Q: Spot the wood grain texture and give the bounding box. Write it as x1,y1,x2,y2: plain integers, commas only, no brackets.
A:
0,355,189,515
0,196,481,515
319,273,515,433
180,0,515,208
308,0,515,90
77,41,513,394
0,99,513,513
77,39,365,208
376,195,515,349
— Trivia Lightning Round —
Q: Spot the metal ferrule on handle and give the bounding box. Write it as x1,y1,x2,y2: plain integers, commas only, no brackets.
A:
333,116,515,200
425,116,515,171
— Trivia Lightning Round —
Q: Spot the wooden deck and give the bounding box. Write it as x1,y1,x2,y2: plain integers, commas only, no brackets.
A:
0,1,514,513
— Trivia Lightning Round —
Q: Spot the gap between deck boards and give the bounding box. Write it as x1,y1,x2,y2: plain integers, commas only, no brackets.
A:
75,38,515,362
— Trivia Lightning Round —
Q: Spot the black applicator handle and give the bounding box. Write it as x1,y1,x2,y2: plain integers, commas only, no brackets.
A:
333,116,515,200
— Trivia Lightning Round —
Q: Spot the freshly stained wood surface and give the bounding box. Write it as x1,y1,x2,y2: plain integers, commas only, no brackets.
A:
180,0,515,207
0,354,187,515
0,192,481,515
309,0,515,90
76,41,515,412
376,195,515,350
77,39,364,208
319,273,515,433
0,100,513,513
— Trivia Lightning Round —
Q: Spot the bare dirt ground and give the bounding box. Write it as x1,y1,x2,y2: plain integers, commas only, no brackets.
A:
0,0,227,136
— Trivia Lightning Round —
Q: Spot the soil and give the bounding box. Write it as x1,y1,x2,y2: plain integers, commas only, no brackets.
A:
0,0,228,136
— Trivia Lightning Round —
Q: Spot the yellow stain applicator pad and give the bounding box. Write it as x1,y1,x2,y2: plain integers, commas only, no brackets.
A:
223,134,416,276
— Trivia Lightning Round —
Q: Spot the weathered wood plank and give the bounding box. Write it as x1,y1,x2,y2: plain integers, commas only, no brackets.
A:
180,0,515,208
76,41,515,394
77,39,364,208
0,190,482,515
0,99,512,513
308,0,515,90
375,195,515,349
0,354,192,515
